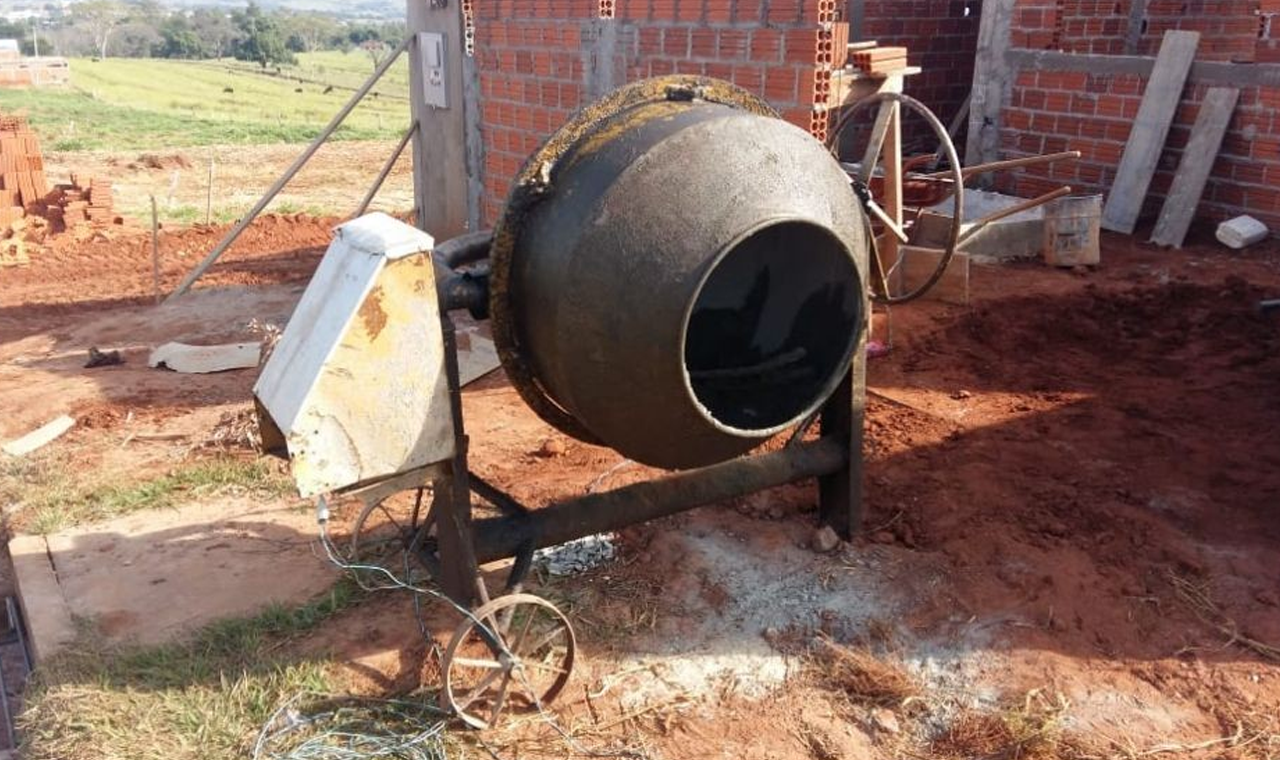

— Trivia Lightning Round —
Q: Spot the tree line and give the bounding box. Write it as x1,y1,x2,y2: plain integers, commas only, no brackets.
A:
6,1,406,68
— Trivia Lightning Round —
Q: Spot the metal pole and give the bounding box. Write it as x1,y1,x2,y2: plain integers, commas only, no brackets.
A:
205,153,214,225
165,37,409,302
150,195,160,305
353,121,417,218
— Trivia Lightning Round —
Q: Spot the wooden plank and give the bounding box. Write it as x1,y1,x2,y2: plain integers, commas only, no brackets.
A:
1149,86,1239,248
965,0,1015,170
1101,30,1200,234
2,415,74,457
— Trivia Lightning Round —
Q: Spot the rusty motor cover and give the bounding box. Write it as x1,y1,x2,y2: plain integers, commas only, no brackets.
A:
490,76,868,469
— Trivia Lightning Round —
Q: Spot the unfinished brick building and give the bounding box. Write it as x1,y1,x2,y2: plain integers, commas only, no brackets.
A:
468,0,982,223
977,0,1280,231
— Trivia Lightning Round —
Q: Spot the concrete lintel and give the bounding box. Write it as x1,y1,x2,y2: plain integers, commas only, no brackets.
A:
9,534,76,663
1007,48,1280,88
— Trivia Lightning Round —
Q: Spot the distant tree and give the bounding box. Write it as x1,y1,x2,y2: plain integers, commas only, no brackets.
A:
346,26,379,46
112,20,160,57
232,2,294,69
125,0,164,26
360,38,387,71
283,13,339,53
191,8,237,59
72,0,127,58
158,16,203,59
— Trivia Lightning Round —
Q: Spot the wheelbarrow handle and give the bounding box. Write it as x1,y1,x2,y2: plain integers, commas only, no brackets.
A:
958,186,1073,246
922,151,1082,181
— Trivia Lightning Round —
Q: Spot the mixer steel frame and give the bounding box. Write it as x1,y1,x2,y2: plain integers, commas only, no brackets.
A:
416,309,867,606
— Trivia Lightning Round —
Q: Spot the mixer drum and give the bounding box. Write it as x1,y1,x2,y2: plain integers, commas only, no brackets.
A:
490,77,868,469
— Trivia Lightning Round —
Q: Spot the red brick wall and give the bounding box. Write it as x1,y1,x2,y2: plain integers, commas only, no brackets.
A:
471,0,981,225
863,0,983,127
1003,0,1280,231
1015,0,1258,60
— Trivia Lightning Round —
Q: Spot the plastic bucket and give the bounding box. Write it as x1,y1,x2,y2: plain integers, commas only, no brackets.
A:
1042,194,1102,267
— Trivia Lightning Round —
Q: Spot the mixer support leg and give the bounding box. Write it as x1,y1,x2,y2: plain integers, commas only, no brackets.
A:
436,315,485,606
818,337,867,538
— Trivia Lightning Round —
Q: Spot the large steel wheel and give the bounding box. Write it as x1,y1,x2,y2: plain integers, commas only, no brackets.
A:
827,92,964,305
442,593,576,729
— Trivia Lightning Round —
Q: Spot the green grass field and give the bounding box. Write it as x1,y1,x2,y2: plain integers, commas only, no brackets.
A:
0,52,411,151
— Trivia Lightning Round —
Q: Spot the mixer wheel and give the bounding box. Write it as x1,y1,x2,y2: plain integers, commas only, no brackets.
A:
442,593,577,729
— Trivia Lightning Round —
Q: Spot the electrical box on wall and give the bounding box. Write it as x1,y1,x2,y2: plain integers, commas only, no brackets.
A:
419,31,448,108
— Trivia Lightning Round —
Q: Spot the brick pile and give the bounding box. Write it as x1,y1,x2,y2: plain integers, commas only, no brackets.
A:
850,45,910,75
0,114,48,227
40,175,115,231
471,0,981,225
1001,0,1280,231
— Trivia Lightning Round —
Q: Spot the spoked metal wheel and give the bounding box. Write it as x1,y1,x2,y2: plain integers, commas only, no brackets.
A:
827,91,964,305
345,486,429,567
442,593,577,729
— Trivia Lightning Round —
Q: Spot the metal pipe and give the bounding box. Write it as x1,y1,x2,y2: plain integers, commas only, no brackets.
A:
354,120,418,218
165,37,410,302
468,438,848,563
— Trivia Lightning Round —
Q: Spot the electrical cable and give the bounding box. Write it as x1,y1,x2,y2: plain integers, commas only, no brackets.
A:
253,499,647,759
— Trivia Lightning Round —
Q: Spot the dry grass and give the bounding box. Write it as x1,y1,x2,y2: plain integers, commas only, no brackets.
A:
811,635,919,707
1166,569,1280,663
931,689,1074,760
190,407,264,454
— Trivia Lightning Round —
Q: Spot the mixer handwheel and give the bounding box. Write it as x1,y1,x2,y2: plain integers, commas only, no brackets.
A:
442,593,577,729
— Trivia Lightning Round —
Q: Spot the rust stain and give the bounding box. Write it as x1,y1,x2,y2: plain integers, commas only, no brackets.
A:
358,285,389,341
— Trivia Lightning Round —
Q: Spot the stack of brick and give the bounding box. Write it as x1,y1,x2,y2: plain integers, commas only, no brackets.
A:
996,0,1280,231
850,45,910,75
470,0,982,226
0,114,47,227
41,175,114,232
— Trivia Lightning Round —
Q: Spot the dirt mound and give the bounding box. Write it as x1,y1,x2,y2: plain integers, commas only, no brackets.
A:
0,213,337,322
129,153,193,171
922,277,1280,388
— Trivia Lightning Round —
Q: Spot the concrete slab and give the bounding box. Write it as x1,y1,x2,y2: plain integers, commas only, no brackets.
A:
148,341,262,374
914,189,1046,262
14,496,337,654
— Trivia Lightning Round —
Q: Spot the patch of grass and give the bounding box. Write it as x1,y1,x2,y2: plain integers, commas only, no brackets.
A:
10,456,294,535
19,580,365,760
151,203,242,226
0,55,409,151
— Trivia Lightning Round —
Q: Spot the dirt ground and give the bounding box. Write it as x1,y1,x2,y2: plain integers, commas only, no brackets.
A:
2,213,1280,758
43,139,414,225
